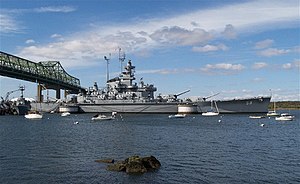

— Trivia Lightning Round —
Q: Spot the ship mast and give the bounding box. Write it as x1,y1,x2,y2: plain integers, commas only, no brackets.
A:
104,53,111,89
118,47,125,73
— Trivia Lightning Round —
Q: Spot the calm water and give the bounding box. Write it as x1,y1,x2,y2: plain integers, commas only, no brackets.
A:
1,111,299,184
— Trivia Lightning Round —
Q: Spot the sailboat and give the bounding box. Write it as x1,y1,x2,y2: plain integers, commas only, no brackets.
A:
267,101,280,116
202,101,219,116
25,81,43,119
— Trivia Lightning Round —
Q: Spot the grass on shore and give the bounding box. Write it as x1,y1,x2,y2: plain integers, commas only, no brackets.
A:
269,101,300,110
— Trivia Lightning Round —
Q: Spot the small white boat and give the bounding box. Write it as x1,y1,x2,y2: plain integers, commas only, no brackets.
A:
202,100,219,116
25,111,43,119
275,113,294,121
267,111,280,116
61,112,71,116
92,112,117,121
168,114,186,118
202,112,219,116
249,115,265,119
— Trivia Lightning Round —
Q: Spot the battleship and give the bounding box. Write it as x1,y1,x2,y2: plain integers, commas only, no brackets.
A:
76,52,271,114
77,59,192,113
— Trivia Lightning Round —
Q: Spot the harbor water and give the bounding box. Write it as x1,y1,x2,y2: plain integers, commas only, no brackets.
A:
1,111,299,184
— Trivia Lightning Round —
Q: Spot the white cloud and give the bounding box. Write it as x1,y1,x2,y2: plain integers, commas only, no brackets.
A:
294,60,300,68
252,62,268,69
282,60,300,70
252,77,264,82
201,63,245,75
192,43,228,53
271,89,300,101
0,6,76,34
51,34,62,38
17,0,299,68
254,39,274,49
221,24,236,39
242,89,252,93
34,6,76,13
258,48,290,57
282,63,292,69
25,39,35,44
139,68,198,75
149,26,213,46
293,46,300,53
0,14,20,33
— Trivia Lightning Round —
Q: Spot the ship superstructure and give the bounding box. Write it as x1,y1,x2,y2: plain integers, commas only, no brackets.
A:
93,60,157,102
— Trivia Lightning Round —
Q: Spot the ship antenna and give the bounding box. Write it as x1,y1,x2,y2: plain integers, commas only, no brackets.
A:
104,53,111,87
118,47,126,73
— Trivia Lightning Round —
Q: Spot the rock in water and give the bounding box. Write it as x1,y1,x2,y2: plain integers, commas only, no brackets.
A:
106,161,126,172
104,155,161,174
141,156,161,170
95,159,114,163
126,160,147,173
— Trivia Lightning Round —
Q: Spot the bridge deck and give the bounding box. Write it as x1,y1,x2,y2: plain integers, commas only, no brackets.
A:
0,51,85,93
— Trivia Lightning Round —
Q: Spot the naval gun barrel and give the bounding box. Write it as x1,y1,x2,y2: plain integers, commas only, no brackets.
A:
174,89,190,98
202,92,220,101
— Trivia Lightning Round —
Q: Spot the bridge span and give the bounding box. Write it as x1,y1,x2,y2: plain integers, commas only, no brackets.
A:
0,51,85,102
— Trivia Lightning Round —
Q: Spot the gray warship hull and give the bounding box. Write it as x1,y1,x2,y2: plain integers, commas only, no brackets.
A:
78,102,179,113
78,97,271,114
197,97,271,113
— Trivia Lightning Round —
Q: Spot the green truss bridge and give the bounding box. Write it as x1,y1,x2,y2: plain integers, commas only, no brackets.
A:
0,51,85,101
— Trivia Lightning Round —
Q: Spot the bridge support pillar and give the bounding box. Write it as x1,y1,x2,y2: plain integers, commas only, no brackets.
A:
64,90,68,100
56,88,61,100
37,84,43,102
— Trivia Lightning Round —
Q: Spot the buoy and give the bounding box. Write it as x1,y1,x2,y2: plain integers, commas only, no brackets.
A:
260,123,265,127
218,119,222,123
74,121,79,124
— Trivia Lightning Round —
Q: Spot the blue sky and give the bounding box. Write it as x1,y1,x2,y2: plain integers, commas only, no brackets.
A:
0,0,299,101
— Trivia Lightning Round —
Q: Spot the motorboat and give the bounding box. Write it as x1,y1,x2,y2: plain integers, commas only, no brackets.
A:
275,113,294,121
91,112,117,121
202,101,219,116
25,111,43,119
61,112,71,116
249,115,265,119
168,114,186,118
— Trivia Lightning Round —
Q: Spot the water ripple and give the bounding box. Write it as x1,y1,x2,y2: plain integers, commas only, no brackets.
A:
0,112,299,184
